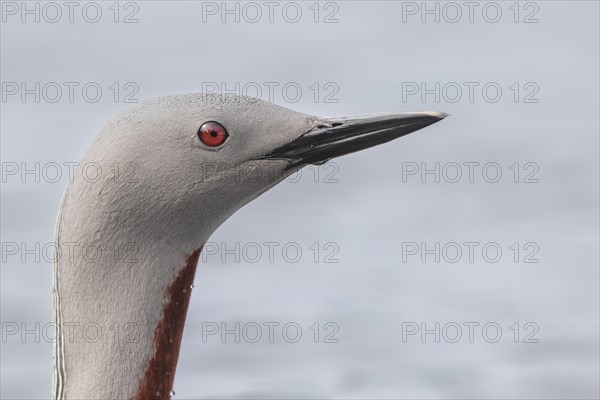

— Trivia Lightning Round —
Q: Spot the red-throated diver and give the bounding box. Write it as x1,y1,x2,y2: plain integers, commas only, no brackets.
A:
52,93,448,399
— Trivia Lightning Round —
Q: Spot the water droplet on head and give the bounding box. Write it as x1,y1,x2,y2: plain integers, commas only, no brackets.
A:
190,284,195,289
169,390,176,397
155,391,161,397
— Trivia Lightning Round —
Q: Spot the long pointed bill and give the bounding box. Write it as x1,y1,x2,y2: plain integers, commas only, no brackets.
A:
257,111,449,167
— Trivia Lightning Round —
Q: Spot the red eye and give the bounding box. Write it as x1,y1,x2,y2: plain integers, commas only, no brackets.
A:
198,122,228,147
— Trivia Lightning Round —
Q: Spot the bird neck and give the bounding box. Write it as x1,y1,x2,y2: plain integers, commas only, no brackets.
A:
132,246,202,399
53,199,205,399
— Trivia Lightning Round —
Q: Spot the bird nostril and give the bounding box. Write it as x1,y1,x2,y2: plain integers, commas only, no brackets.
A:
317,122,343,129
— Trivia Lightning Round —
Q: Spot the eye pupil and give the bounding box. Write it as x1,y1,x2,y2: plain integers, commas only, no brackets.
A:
198,122,228,147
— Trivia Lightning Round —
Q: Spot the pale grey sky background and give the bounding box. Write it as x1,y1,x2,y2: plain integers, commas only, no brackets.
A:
1,1,599,399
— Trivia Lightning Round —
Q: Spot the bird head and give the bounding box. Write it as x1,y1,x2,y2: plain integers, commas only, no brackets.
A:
74,93,447,243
